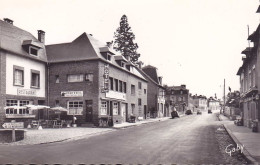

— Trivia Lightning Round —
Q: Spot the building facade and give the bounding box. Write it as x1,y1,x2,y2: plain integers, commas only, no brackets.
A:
0,19,47,126
190,95,207,112
46,33,147,126
237,22,260,129
165,85,189,114
138,65,167,118
208,97,220,111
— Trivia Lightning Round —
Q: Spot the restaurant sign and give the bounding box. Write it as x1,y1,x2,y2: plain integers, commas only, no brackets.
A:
17,89,36,96
61,91,83,97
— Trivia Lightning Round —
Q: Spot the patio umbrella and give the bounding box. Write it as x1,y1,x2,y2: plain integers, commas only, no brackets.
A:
49,106,68,120
24,105,50,119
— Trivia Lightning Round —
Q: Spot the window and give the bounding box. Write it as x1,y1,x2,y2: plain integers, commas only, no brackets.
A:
101,101,107,115
114,79,119,91
85,73,93,82
6,100,18,106
29,47,38,56
14,67,24,86
138,82,142,89
68,74,84,82
144,89,147,94
55,100,60,106
55,75,60,83
252,68,256,87
109,77,114,90
113,102,119,115
138,98,142,106
123,82,127,93
31,72,40,88
131,104,135,114
119,80,123,92
107,54,111,61
121,62,125,68
19,100,30,106
131,85,135,95
67,101,83,115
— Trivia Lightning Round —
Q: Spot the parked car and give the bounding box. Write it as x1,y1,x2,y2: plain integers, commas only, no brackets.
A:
197,110,202,115
185,110,193,115
171,111,180,118
208,109,212,114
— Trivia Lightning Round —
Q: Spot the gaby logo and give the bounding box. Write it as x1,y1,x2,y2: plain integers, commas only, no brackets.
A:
225,144,244,156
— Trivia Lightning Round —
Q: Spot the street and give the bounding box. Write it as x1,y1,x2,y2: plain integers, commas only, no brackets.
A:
0,112,246,164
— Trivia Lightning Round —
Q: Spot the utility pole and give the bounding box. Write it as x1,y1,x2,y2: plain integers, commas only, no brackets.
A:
224,79,226,114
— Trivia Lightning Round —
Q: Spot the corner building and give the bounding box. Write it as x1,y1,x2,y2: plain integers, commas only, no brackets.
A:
0,19,47,125
46,33,147,126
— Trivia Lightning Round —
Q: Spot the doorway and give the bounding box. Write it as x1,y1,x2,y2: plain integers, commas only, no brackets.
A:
85,100,93,122
121,103,127,122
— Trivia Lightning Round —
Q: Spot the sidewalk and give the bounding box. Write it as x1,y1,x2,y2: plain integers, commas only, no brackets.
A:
219,114,260,164
1,117,172,146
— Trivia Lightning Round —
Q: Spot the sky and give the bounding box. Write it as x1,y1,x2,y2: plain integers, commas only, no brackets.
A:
0,0,259,99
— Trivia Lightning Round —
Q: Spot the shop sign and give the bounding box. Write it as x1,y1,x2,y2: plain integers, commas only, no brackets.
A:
61,91,83,97
2,122,24,129
106,91,126,100
17,89,36,96
102,64,109,93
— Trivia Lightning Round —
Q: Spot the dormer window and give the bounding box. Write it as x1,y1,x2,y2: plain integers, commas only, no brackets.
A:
121,62,125,68
22,40,42,57
29,46,38,56
100,47,114,61
107,54,111,61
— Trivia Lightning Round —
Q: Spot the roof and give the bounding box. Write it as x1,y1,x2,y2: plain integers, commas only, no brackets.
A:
241,47,252,55
142,65,160,84
0,19,47,62
256,5,260,13
46,32,147,81
248,24,260,41
137,67,165,89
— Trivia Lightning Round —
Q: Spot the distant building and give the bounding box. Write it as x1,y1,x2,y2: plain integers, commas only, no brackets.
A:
165,85,189,113
0,18,47,125
138,65,167,118
190,95,207,111
208,97,220,111
46,33,148,126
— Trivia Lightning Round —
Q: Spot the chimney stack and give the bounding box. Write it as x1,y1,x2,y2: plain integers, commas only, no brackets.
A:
38,30,45,44
4,18,13,25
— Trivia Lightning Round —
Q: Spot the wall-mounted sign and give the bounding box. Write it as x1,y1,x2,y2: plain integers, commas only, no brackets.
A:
102,64,109,93
17,89,36,96
106,90,126,101
61,91,83,97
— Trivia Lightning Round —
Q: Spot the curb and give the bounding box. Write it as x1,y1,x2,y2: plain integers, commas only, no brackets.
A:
113,117,172,130
223,124,259,164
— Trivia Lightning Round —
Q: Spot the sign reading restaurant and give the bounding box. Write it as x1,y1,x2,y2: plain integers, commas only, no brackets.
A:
61,91,83,97
17,89,36,96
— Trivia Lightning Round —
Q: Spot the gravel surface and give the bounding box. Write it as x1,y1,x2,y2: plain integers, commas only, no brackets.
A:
215,124,248,164
0,127,114,145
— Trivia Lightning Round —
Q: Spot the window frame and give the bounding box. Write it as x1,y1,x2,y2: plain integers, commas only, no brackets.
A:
29,46,39,56
31,69,40,88
67,74,84,83
85,73,94,82
67,100,84,115
13,65,24,86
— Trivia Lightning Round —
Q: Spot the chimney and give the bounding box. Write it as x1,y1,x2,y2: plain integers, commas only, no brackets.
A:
181,84,186,88
38,30,45,44
4,18,13,25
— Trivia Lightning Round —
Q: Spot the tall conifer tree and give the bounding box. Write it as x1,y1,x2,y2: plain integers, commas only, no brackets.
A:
113,15,140,63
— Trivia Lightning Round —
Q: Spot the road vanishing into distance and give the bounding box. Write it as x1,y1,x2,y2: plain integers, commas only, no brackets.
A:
0,111,241,164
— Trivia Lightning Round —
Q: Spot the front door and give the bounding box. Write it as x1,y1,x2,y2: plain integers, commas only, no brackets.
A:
121,103,126,122
85,100,93,122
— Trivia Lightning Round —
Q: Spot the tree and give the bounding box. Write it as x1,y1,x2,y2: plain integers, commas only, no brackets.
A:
113,15,140,63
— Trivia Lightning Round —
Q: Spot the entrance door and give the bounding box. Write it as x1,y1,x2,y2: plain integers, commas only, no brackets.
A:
85,100,93,122
121,103,127,122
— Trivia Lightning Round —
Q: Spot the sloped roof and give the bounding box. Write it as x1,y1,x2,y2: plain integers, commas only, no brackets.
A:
0,19,47,62
142,65,159,84
46,32,147,81
137,67,164,89
248,24,260,41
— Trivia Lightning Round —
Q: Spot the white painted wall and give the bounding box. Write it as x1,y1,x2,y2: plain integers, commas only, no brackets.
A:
6,54,46,97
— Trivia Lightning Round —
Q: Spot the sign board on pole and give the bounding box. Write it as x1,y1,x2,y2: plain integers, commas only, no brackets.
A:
2,122,24,129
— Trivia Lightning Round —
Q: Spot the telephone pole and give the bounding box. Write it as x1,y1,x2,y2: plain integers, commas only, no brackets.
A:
223,79,226,113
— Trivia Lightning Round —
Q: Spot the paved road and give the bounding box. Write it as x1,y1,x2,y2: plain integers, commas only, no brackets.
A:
0,112,230,164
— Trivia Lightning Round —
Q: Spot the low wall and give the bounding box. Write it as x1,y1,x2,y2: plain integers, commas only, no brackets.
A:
0,129,25,143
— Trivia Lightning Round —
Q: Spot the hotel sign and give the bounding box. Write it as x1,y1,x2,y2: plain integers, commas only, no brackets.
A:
17,89,36,96
102,64,109,93
61,91,83,97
